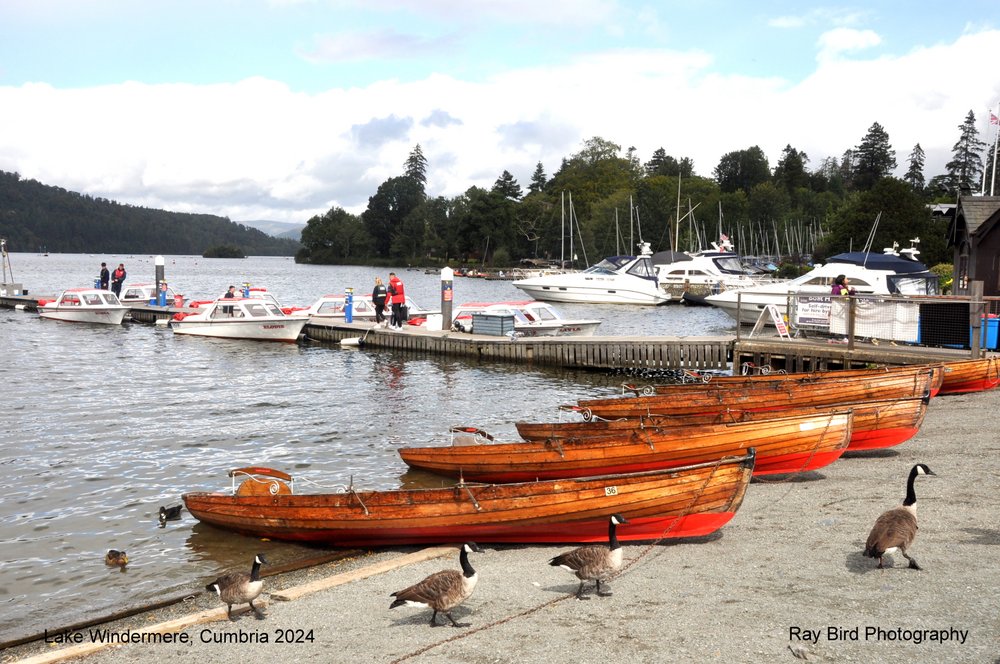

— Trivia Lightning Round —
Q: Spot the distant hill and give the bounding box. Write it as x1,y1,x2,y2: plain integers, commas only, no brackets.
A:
0,171,301,256
238,219,305,240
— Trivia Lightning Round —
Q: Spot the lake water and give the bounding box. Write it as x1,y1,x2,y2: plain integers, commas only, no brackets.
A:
0,252,736,643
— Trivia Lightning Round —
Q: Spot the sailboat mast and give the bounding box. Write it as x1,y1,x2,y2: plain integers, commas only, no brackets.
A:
560,191,565,269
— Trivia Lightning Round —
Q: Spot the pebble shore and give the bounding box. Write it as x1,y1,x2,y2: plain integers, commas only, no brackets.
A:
6,385,1000,664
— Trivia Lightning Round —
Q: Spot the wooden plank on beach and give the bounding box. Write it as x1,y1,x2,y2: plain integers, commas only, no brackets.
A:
269,546,457,602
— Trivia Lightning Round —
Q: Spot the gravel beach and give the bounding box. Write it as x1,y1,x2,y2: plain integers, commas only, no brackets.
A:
6,385,1000,664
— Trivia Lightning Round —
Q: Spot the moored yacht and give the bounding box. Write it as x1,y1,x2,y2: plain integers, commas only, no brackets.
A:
512,242,669,305
703,244,939,325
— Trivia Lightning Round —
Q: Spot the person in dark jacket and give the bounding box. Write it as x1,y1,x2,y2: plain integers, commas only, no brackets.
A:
372,276,388,325
99,263,110,290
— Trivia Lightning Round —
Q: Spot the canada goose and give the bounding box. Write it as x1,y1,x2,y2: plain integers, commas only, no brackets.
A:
206,553,268,620
864,463,936,570
390,542,481,627
549,513,628,599
158,505,182,526
105,549,128,567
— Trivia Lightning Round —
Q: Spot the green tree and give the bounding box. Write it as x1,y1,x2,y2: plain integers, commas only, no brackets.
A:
944,110,986,193
903,143,926,192
492,170,523,200
713,146,770,194
853,122,896,191
404,144,428,187
362,176,425,257
297,207,371,264
772,145,809,193
528,162,547,194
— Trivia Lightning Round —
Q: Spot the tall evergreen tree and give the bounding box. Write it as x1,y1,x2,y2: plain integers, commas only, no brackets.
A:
944,110,986,192
404,144,428,187
772,144,809,193
853,122,896,191
492,170,523,200
528,162,547,194
903,143,926,192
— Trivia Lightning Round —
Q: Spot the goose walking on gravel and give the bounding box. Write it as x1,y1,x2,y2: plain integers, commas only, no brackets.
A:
206,553,268,620
864,463,936,570
390,542,481,627
550,513,628,599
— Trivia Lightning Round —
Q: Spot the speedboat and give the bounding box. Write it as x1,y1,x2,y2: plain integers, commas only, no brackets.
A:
450,300,601,337
512,242,669,305
653,241,771,302
118,282,181,305
169,297,308,342
703,244,939,325
296,293,435,322
37,288,128,325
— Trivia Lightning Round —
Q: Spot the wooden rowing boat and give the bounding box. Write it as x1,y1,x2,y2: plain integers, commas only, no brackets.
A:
938,357,1000,394
182,454,755,546
520,396,928,452
628,363,944,398
399,412,849,482
574,369,935,420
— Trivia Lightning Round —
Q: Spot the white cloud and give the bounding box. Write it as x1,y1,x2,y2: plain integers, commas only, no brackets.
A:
1,29,998,224
816,27,882,62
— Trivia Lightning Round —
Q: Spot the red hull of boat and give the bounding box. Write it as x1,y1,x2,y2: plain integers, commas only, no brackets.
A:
846,426,921,451
189,512,738,545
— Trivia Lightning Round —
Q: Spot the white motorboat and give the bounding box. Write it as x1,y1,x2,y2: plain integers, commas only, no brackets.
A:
169,297,308,342
512,242,669,305
653,243,766,302
37,288,128,325
118,282,181,305
296,293,435,322
449,300,601,337
703,245,940,325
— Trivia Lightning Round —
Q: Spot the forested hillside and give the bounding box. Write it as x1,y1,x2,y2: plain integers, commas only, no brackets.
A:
0,171,301,256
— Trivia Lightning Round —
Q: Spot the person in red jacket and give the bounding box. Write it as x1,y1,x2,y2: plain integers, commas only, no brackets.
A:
387,272,406,329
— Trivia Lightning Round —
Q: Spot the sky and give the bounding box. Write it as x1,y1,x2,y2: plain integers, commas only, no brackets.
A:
1,0,999,227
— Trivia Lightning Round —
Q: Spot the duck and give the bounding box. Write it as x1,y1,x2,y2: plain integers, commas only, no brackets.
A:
158,505,183,526
390,542,481,627
549,513,628,599
105,549,128,567
863,463,936,570
206,553,268,621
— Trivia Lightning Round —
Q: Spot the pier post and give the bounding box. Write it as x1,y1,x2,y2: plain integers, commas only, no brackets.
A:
345,287,354,324
441,266,454,329
155,256,165,306
970,281,984,359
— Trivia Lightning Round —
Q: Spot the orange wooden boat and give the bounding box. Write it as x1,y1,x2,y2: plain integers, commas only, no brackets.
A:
520,396,929,452
182,455,755,546
627,363,944,398
574,368,935,420
399,412,849,482
938,357,1000,394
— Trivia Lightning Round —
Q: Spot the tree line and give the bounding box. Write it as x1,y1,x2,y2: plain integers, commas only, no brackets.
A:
299,111,996,270
0,170,300,256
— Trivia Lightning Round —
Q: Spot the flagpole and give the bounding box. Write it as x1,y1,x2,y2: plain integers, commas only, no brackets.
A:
990,102,999,196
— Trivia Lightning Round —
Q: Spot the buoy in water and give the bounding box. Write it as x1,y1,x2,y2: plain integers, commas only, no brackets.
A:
340,337,362,347
155,318,169,327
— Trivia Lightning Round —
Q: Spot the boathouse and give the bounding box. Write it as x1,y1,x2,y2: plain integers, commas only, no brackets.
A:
950,195,1000,295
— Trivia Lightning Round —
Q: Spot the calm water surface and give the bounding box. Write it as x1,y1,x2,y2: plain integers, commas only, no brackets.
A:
0,252,736,641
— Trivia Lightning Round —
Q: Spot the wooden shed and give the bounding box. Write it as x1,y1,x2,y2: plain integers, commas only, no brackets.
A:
949,195,1000,295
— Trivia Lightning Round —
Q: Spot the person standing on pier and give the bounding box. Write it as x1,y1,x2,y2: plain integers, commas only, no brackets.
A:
387,272,406,329
372,276,388,326
99,262,110,290
831,274,856,296
111,263,126,297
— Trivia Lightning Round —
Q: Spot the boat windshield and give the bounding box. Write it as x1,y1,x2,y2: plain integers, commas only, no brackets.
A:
625,257,658,281
584,256,633,274
713,256,746,274
888,274,939,295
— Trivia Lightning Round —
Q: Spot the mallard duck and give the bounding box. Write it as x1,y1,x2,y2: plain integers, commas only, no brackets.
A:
864,463,936,570
158,505,182,526
206,553,268,620
105,549,128,567
549,514,628,599
390,542,481,627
